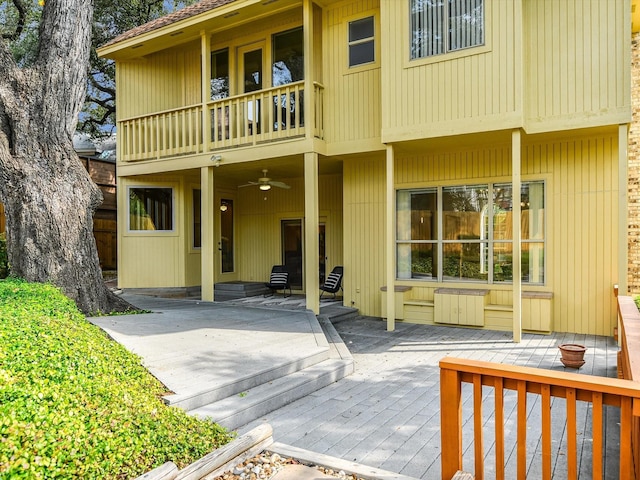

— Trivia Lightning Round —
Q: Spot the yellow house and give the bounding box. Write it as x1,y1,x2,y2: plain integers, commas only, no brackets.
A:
99,0,632,338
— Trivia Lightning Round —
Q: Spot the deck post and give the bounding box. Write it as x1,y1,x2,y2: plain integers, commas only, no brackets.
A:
440,366,463,479
512,129,522,343
201,31,211,152
304,152,320,314
201,166,215,301
385,145,396,331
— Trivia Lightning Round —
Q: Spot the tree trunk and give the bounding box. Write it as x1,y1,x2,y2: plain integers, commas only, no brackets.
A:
0,0,131,314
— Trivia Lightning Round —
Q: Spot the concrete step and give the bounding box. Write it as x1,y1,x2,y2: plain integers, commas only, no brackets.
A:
189,357,354,430
163,346,331,412
320,305,359,324
186,316,354,431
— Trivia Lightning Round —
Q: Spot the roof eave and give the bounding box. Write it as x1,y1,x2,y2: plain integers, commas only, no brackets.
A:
98,0,261,60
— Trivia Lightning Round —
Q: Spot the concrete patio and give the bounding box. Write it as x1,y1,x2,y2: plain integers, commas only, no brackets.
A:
90,294,621,479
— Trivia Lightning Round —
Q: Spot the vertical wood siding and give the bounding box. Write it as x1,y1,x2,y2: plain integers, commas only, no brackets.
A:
118,176,186,288
323,0,381,146
236,173,344,287
383,130,619,335
118,43,201,120
524,0,630,131
343,155,387,316
381,0,519,140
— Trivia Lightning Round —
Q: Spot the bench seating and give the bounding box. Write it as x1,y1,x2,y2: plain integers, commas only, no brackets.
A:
382,286,553,332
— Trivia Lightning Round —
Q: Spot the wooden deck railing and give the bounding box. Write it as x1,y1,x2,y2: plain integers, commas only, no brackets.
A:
119,104,203,162
440,356,640,480
118,81,325,162
617,294,640,479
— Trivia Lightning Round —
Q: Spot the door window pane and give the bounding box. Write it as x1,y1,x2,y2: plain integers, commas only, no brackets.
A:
243,49,262,92
272,28,304,86
129,187,173,231
211,49,229,100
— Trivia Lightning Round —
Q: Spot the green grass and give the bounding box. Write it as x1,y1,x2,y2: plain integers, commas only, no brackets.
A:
0,278,233,479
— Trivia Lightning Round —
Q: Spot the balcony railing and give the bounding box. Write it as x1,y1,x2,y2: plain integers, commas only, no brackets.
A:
617,294,640,479
118,81,324,162
440,356,640,480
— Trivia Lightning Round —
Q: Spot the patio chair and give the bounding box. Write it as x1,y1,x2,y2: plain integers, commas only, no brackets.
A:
320,266,343,299
265,265,291,297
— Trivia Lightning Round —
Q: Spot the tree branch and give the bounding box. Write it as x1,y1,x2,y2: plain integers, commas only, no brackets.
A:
1,0,27,41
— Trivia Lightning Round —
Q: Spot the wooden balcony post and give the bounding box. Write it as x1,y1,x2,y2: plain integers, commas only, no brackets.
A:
440,366,463,480
303,0,314,140
201,30,211,153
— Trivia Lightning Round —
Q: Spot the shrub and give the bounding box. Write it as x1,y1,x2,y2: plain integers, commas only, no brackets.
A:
0,278,232,478
0,233,7,279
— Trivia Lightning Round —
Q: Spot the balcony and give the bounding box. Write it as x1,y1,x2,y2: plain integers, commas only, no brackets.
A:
117,81,324,162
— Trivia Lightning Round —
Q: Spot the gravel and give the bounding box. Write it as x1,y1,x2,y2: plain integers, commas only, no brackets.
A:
211,451,364,480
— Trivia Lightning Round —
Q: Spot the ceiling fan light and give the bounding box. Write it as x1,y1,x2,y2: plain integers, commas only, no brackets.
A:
259,184,271,191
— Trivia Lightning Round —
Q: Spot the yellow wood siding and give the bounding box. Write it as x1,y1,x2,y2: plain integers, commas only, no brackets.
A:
117,43,201,120
381,0,521,142
343,155,386,315
323,0,382,151
118,176,187,288
236,173,343,288
380,129,619,336
523,0,631,132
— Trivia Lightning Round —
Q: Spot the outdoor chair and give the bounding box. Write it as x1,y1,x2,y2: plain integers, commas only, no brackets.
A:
265,265,291,297
320,266,343,299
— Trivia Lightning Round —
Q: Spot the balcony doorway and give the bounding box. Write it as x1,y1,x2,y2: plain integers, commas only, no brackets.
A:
238,43,264,136
281,219,326,291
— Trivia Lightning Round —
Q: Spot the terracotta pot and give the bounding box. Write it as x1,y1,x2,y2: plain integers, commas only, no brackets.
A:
558,343,587,368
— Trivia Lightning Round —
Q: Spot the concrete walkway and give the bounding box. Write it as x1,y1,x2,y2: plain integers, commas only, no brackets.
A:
92,294,620,479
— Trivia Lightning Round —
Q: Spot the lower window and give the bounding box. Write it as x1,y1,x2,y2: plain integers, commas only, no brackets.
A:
396,181,545,284
129,187,173,231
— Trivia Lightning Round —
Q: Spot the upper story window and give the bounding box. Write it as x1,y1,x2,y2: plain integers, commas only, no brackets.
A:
348,16,375,67
410,0,485,60
129,187,173,231
272,27,304,86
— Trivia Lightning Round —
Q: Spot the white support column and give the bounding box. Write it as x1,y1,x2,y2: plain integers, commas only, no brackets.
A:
386,145,396,331
618,124,629,295
512,130,522,343
304,152,320,314
201,31,211,152
201,166,215,301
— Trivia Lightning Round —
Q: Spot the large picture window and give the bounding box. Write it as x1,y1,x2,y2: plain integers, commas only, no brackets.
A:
129,187,173,231
396,181,545,284
410,0,484,60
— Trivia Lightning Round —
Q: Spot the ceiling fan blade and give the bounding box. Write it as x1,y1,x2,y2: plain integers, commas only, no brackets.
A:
238,181,259,188
269,181,291,189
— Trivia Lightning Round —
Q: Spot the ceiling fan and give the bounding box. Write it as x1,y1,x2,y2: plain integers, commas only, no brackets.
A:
239,169,291,191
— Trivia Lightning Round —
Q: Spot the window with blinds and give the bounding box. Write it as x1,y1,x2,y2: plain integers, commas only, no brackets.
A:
410,0,484,60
